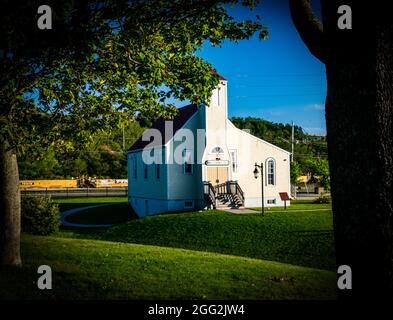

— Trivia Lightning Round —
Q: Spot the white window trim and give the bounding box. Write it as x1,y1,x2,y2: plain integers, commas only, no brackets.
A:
266,158,276,186
209,145,225,155
230,149,237,173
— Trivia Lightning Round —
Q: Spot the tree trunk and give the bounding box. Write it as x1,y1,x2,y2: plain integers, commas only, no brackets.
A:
290,1,393,299
0,138,21,266
324,3,393,300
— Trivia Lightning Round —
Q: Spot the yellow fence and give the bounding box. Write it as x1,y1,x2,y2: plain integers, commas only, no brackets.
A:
19,179,129,189
96,179,128,188
19,180,78,189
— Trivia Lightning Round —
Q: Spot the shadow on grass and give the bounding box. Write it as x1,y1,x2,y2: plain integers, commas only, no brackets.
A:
61,202,139,226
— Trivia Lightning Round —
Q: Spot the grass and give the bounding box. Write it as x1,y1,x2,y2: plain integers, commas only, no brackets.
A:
0,235,336,300
55,197,127,212
4,199,336,299
58,205,335,271
63,203,135,225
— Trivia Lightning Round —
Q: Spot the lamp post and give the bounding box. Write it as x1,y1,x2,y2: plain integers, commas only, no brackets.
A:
253,162,264,216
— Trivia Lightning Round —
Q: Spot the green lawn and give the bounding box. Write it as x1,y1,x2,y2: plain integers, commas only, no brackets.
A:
0,235,336,300
3,199,336,299
59,206,335,271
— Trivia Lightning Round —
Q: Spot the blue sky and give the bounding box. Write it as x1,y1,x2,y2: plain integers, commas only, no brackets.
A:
195,0,327,135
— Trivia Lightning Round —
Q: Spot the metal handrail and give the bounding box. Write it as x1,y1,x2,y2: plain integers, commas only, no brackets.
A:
203,181,216,208
214,181,245,206
214,182,228,194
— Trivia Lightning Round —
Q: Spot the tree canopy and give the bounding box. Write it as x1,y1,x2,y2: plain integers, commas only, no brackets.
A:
1,0,267,155
1,0,267,266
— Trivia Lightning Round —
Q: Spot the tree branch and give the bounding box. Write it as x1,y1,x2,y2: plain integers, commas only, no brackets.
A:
289,0,325,63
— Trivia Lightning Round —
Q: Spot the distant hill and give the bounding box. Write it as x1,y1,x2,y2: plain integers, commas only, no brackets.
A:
230,117,328,166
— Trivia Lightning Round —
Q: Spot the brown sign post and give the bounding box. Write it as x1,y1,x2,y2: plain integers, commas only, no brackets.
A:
279,192,291,210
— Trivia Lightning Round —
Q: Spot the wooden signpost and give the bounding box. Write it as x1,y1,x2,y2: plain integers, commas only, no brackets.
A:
279,192,291,210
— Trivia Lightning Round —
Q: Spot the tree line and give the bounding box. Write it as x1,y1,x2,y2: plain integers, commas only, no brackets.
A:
18,115,329,185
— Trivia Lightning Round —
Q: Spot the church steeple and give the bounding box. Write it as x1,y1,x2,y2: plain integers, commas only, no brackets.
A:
204,71,228,156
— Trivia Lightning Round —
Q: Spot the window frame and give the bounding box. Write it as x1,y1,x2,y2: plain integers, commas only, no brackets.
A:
230,149,237,173
133,157,137,179
266,158,276,186
144,164,148,180
210,145,224,155
183,149,193,175
184,200,194,209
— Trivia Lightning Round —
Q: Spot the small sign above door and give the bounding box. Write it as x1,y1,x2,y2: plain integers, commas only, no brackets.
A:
205,160,229,166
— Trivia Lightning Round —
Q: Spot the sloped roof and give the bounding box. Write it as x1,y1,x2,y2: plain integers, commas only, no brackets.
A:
128,104,199,152
210,69,226,81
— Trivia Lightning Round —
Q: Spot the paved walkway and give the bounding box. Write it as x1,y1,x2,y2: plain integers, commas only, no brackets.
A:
60,204,114,228
217,207,258,214
217,208,331,215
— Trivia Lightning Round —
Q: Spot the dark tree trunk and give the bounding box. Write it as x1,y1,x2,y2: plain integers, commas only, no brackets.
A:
0,138,21,266
290,1,393,299
325,31,393,299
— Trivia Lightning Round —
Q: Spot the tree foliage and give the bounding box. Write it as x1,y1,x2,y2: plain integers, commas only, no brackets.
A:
1,0,267,154
1,0,267,266
304,158,330,189
290,161,301,185
18,121,145,179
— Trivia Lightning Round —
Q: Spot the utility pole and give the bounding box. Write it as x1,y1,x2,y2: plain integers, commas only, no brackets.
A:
291,120,294,162
122,126,126,151
291,121,295,199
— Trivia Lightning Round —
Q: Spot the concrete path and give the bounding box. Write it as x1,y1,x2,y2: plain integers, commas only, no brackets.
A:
217,207,258,214
60,204,114,228
218,208,331,215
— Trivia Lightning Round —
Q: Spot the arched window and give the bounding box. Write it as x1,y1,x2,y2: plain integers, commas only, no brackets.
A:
211,146,224,154
266,158,276,185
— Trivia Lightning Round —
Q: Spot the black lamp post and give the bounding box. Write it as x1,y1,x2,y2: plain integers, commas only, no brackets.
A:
254,162,264,216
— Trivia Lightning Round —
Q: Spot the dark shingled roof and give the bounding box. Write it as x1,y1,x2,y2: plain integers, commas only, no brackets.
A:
210,70,226,81
129,104,199,152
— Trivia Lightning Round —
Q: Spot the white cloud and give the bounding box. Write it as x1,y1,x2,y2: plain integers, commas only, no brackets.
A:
304,127,326,135
306,103,325,111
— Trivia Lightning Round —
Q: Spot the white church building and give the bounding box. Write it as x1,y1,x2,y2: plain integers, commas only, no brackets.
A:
127,73,291,217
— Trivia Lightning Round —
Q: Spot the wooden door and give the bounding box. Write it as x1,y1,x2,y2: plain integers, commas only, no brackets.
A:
207,167,228,185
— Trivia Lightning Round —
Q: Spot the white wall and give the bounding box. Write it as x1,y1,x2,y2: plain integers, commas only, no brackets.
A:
226,120,291,207
167,108,205,203
127,147,168,200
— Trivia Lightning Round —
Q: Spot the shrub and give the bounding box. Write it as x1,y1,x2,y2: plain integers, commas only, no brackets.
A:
21,196,60,235
313,194,331,204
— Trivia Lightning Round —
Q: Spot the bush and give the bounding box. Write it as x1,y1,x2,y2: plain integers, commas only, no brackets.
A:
313,194,331,204
21,197,60,235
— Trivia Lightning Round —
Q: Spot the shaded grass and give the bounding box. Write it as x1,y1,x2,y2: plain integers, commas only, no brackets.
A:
0,235,336,300
55,197,127,212
58,208,335,270
64,203,135,225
